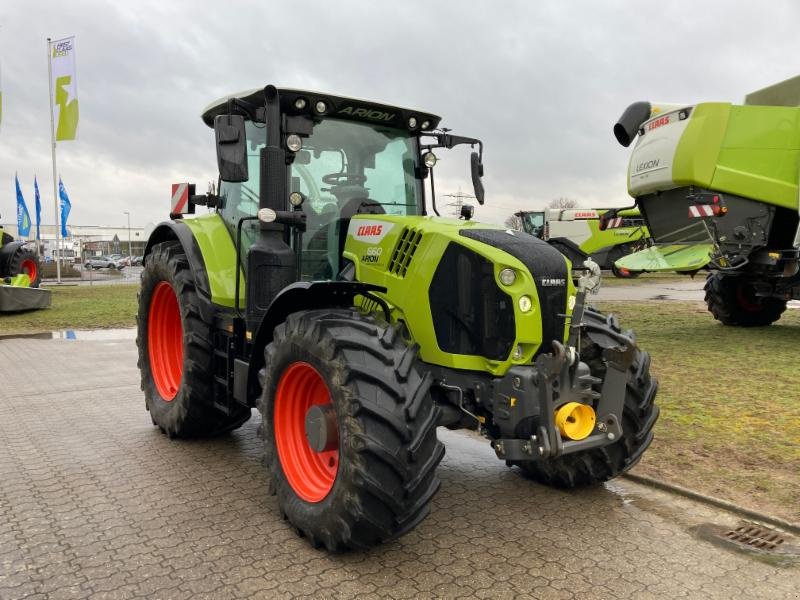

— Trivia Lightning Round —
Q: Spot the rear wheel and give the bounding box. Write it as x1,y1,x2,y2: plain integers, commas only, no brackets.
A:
704,273,786,326
136,241,250,437
260,309,444,551
512,309,658,487
8,247,41,287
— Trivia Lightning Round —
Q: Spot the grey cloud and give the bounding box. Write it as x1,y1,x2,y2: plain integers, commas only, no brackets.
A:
1,0,798,229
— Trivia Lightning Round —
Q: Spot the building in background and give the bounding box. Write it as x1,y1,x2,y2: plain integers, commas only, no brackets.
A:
0,222,151,262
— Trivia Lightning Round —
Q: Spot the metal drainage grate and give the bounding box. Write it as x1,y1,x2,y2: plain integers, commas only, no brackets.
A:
724,523,786,551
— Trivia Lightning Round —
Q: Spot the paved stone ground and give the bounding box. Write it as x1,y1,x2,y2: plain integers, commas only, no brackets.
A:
1,334,798,599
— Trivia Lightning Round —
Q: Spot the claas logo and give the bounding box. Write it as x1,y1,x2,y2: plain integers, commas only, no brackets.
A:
356,225,383,237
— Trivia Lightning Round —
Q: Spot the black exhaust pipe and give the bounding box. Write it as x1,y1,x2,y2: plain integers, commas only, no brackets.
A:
613,102,651,147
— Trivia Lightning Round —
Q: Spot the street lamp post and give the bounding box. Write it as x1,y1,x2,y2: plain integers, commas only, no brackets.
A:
123,211,132,260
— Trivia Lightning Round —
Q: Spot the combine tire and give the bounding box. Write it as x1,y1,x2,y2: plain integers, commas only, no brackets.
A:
704,273,786,327
260,309,444,551
611,264,640,279
137,241,250,437
8,246,41,287
513,309,658,487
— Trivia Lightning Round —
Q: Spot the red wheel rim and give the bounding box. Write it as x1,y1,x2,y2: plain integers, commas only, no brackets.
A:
147,281,183,401
274,362,339,502
20,258,37,283
735,282,761,312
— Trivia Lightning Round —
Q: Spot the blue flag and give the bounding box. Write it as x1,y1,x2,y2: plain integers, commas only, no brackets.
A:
15,174,31,237
58,177,72,238
34,177,42,241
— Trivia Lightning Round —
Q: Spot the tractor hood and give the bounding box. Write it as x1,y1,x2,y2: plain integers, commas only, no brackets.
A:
343,215,575,376
614,243,713,273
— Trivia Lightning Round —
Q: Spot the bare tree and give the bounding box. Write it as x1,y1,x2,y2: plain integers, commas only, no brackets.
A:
548,197,580,209
504,214,523,230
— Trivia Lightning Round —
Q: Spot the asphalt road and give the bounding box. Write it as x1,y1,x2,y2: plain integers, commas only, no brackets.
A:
0,333,798,599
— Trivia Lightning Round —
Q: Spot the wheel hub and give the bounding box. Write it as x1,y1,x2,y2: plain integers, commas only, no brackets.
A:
305,404,339,452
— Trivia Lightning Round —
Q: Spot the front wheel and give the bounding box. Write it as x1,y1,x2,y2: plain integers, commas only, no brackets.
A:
260,309,444,551
704,273,786,326
136,241,250,437
511,309,659,487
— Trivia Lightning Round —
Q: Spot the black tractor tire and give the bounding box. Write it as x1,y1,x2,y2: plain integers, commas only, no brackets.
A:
513,309,658,487
7,246,41,287
704,273,786,327
136,241,250,437
259,308,445,551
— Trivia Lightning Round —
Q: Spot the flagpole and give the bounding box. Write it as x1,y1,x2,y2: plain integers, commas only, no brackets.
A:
47,37,61,284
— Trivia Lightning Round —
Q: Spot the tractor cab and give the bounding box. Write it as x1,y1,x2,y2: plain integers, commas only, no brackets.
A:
198,86,485,329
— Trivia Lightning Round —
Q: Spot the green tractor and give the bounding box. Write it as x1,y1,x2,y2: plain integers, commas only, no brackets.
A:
137,85,658,550
0,224,49,312
610,76,800,326
516,207,649,277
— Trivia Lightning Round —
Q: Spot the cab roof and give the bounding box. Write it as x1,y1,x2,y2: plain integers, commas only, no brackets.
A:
201,87,442,133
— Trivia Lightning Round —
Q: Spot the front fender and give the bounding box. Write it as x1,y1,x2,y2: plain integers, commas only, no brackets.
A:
245,280,386,404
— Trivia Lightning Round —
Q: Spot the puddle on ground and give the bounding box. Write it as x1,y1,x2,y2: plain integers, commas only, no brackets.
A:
0,328,136,341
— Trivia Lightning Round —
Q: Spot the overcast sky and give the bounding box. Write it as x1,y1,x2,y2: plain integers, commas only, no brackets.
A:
1,0,798,230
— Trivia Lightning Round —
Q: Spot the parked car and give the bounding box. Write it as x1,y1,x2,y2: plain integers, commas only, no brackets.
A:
131,255,144,266
108,254,131,267
84,256,124,270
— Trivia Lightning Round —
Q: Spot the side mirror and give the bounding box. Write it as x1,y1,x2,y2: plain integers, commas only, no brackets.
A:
214,114,248,182
470,152,485,205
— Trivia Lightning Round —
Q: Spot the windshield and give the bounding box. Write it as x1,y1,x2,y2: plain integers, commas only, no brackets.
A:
521,211,545,238
293,118,422,279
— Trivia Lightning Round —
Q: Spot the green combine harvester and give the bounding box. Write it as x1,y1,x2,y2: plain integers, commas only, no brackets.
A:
137,85,658,551
0,224,50,312
609,75,800,326
516,207,649,277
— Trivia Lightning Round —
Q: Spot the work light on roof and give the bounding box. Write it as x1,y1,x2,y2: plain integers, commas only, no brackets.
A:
315,101,327,114
408,116,418,129
294,98,307,110
421,120,430,130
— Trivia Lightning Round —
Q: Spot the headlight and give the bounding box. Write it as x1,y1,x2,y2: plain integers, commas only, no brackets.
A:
518,296,532,312
289,192,304,207
422,151,437,168
512,345,524,360
499,268,516,286
286,134,302,152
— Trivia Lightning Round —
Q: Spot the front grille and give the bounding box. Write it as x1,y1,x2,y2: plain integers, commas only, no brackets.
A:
459,229,568,356
388,227,422,277
428,242,515,361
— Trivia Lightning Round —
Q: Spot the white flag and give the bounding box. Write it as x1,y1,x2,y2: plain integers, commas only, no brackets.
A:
50,36,79,141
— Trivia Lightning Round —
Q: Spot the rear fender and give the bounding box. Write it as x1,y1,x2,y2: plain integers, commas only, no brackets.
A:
144,221,215,322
